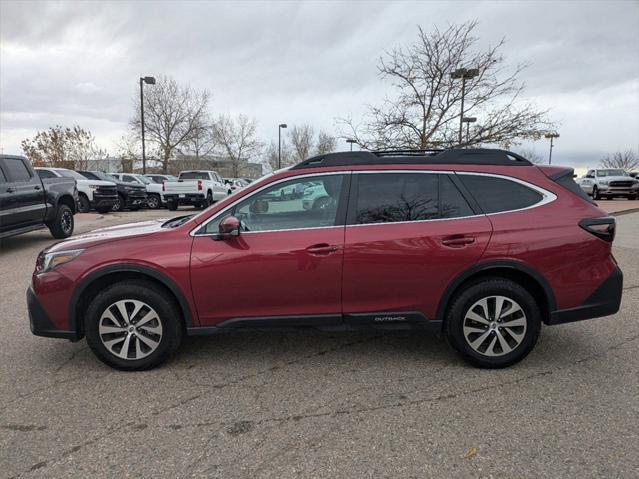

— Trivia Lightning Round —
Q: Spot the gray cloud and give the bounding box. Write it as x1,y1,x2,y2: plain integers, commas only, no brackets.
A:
1,0,637,166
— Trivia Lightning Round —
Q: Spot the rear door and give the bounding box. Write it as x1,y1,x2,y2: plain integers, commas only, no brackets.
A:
342,171,492,326
0,156,46,229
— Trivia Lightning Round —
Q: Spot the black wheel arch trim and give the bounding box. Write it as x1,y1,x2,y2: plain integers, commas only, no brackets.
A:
68,264,195,334
436,260,557,324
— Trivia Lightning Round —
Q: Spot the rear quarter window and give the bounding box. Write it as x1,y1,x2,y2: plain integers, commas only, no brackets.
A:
458,174,543,214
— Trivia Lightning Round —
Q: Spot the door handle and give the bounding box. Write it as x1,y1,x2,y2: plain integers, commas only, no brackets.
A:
441,236,475,248
6,187,15,193
34,185,41,190
305,243,339,255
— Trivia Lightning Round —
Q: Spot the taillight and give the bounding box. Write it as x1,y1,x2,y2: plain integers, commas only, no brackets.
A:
579,217,616,242
198,180,202,191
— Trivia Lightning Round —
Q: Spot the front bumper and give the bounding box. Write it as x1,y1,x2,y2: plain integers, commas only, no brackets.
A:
125,193,148,207
548,266,623,325
598,185,638,195
27,287,81,341
92,193,117,209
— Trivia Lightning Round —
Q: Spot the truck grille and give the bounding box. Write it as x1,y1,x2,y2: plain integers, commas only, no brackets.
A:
97,185,117,196
609,181,633,187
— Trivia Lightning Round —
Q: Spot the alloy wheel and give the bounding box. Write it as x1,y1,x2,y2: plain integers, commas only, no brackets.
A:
462,295,527,357
98,299,163,360
61,210,73,234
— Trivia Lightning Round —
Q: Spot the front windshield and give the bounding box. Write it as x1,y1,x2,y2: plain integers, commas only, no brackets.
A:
58,169,88,180
135,175,152,184
597,169,627,177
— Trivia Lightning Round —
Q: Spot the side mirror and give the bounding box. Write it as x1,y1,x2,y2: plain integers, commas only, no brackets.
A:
215,216,241,240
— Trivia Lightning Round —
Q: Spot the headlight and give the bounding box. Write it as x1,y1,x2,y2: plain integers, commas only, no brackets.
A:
38,249,84,274
89,184,100,189
599,180,609,185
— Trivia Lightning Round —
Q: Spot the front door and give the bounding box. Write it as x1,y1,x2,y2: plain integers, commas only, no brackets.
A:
190,173,349,327
342,171,492,326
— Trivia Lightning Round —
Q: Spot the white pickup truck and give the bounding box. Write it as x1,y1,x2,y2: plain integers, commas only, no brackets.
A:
163,170,228,210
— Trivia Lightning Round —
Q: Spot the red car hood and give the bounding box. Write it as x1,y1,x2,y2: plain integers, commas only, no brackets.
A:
47,219,170,253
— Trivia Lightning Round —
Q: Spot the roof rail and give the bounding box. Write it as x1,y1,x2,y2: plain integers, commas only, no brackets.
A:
291,148,532,169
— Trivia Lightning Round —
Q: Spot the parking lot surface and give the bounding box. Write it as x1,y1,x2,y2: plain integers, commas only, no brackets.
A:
1,207,638,478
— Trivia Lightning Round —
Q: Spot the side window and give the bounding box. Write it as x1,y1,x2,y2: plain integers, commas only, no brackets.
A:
354,173,438,224
458,175,543,214
37,169,57,179
3,158,32,182
122,175,135,183
439,175,474,218
204,175,344,233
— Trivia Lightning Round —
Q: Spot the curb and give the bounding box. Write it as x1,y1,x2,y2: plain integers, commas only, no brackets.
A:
610,208,639,217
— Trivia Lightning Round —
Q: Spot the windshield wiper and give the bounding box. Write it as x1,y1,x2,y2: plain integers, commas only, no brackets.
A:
161,215,194,228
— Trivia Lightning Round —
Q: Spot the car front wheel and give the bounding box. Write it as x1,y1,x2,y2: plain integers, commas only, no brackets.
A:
84,281,183,370
446,278,541,368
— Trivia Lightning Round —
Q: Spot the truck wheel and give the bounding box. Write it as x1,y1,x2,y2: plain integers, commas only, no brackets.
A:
84,280,183,370
78,194,90,213
628,194,637,200
206,191,213,207
592,186,600,200
167,200,178,211
48,204,74,239
96,205,111,214
147,194,161,209
113,194,125,212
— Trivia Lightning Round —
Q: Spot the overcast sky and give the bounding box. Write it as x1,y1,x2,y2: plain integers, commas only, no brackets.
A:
1,0,638,168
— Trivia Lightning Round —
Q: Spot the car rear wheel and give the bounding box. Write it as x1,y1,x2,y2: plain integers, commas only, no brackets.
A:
167,200,178,211
446,278,541,368
84,281,183,370
592,186,600,200
48,204,74,239
206,191,213,207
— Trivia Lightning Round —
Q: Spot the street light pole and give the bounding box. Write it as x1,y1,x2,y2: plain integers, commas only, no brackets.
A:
139,76,156,174
278,123,287,169
451,68,479,146
544,132,560,165
461,117,477,146
346,139,356,151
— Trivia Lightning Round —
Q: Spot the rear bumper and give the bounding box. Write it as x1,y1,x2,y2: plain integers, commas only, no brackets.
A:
165,193,205,204
548,266,623,325
27,287,80,341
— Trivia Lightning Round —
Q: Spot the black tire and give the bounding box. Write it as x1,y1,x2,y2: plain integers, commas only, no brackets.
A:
96,205,112,214
167,200,178,211
312,196,331,210
130,206,140,211
147,194,161,209
592,186,600,200
445,277,541,369
84,280,183,371
48,204,74,239
78,194,90,213
206,191,213,207
628,195,637,200
113,193,125,212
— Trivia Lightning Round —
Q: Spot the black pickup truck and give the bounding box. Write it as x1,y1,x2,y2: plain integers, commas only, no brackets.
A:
0,155,78,239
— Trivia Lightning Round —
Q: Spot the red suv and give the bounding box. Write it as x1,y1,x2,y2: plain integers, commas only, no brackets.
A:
27,149,623,370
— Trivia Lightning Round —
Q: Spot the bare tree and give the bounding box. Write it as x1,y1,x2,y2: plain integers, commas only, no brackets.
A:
130,75,210,173
289,124,315,163
513,147,545,165
316,131,337,155
264,139,292,171
178,114,217,160
339,21,554,150
21,125,105,169
213,114,262,177
600,150,638,171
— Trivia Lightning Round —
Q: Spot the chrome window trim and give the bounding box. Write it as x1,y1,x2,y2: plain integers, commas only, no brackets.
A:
189,169,556,236
189,171,350,237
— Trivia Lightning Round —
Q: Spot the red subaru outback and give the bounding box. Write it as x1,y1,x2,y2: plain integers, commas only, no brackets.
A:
27,149,623,370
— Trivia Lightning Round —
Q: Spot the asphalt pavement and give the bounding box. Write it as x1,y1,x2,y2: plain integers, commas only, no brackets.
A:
1,207,638,478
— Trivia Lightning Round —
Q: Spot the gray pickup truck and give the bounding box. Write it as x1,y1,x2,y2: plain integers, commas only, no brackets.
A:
576,168,639,200
0,155,78,239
